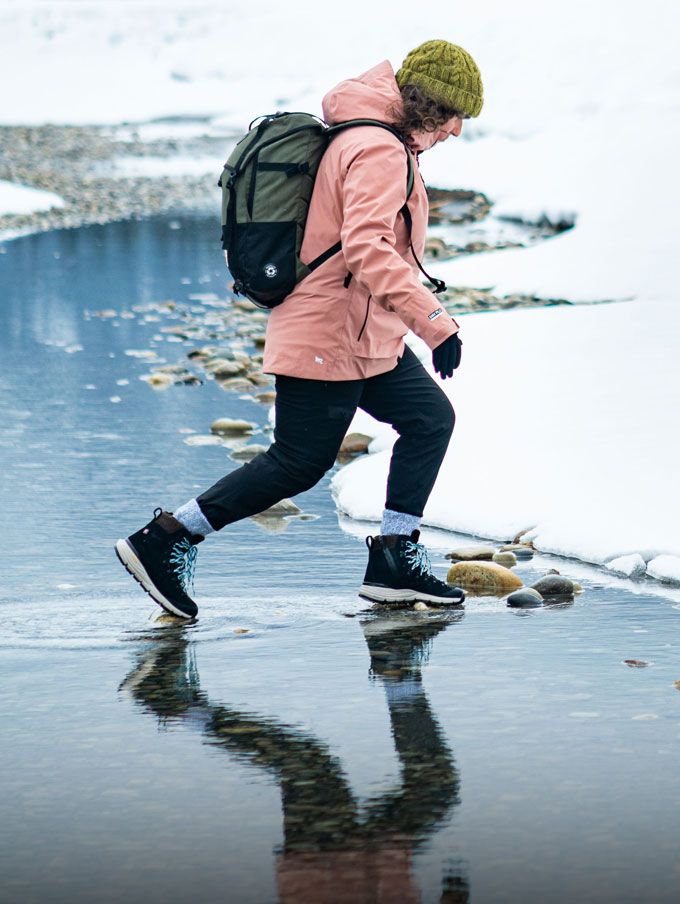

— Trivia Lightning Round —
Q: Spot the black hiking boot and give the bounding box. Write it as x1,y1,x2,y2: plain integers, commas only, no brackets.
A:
359,530,465,607
115,508,204,619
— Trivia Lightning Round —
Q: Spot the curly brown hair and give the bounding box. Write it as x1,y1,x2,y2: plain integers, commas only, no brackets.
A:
386,84,461,140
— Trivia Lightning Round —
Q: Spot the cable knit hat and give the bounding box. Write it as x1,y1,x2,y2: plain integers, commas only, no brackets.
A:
396,39,484,118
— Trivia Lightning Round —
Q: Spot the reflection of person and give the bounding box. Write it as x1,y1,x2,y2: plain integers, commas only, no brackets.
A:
115,40,484,618
120,613,469,902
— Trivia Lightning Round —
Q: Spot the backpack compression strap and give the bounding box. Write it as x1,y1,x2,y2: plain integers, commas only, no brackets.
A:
307,119,446,295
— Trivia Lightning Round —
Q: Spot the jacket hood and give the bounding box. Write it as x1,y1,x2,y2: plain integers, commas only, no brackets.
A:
322,60,403,126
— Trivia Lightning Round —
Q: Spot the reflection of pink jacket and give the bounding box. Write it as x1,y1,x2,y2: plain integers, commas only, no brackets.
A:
262,60,459,380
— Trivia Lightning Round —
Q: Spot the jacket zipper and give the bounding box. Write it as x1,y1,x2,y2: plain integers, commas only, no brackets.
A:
357,295,371,342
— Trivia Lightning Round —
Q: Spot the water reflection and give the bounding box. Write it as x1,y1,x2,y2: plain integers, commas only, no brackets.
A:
120,612,469,903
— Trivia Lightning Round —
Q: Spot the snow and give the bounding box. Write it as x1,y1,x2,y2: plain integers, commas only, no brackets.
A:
647,556,680,586
606,555,647,580
1,0,679,584
0,180,64,216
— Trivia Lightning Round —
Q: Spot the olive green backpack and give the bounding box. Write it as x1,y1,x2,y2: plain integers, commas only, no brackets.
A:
218,111,445,308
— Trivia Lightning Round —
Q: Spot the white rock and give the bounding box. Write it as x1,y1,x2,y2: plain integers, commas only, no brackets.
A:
646,555,680,585
606,553,647,578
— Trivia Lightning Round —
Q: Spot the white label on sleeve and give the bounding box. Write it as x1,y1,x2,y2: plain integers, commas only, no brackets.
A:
428,308,444,321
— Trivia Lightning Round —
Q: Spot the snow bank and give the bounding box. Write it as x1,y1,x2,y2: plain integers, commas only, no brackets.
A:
332,300,680,579
0,180,64,216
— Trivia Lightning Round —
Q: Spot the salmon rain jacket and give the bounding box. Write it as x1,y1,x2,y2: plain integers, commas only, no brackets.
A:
262,60,460,381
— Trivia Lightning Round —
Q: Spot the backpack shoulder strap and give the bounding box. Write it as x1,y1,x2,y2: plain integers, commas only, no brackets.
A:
307,119,416,274
326,118,414,202
333,120,444,294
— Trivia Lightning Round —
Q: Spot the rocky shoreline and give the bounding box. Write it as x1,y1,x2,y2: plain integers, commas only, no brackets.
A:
0,122,221,238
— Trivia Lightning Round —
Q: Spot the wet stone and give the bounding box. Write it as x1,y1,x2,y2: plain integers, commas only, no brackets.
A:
156,363,190,375
499,543,534,559
145,372,174,389
339,432,372,455
261,498,301,516
246,371,272,386
532,575,576,596
216,377,255,393
447,561,523,594
446,546,496,561
507,588,543,608
624,659,649,668
210,417,256,436
230,444,269,462
205,359,248,377
492,551,517,568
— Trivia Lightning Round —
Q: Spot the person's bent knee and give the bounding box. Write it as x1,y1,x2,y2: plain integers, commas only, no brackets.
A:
425,396,455,441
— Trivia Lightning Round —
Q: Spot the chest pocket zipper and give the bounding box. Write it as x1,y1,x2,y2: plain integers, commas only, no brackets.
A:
357,295,371,342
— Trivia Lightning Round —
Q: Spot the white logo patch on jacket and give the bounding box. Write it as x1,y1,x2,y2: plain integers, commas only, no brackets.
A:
428,307,444,321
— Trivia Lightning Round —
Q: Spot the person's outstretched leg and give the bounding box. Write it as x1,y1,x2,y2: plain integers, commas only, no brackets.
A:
116,374,363,617
356,346,464,606
190,374,361,532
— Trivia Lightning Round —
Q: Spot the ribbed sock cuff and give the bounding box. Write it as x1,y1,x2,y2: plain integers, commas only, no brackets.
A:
174,499,215,537
380,508,421,537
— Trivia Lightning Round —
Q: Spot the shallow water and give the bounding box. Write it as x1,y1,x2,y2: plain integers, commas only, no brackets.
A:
2,216,680,904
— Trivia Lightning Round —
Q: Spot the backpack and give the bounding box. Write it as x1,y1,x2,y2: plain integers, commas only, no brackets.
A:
218,111,446,309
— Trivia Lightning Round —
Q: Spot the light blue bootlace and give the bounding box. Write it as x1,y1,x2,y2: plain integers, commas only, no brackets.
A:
168,537,199,596
404,540,433,577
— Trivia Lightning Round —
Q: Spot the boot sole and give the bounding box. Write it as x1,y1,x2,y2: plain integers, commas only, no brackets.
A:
114,538,196,620
359,583,465,607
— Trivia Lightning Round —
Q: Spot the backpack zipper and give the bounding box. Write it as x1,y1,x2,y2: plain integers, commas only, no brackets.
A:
357,295,371,342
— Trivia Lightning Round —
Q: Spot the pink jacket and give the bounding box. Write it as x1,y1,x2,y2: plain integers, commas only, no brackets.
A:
262,60,459,380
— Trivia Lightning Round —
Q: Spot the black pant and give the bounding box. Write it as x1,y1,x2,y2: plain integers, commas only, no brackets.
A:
197,345,455,531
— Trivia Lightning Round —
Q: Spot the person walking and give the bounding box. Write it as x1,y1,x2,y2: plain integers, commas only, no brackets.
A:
115,39,484,619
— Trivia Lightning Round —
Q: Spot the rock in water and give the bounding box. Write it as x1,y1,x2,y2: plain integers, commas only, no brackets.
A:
146,372,174,389
532,575,576,596
623,659,648,668
446,546,496,561
261,498,301,516
217,377,255,393
210,417,256,435
507,588,543,608
447,561,523,594
339,432,372,454
230,444,269,462
493,551,517,568
205,358,248,377
499,543,534,559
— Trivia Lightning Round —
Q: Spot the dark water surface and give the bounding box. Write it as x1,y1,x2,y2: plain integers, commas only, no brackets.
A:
2,216,680,904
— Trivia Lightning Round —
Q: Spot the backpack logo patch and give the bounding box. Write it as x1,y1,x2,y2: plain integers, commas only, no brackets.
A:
263,263,278,279
428,307,444,321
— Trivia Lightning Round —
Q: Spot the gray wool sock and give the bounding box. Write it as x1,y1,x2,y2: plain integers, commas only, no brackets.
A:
380,508,421,537
173,498,215,537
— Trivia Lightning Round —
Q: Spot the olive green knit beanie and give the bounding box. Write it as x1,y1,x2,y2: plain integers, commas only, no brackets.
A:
396,39,484,118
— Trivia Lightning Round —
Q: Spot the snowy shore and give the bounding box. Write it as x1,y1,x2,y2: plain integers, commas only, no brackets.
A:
1,0,678,585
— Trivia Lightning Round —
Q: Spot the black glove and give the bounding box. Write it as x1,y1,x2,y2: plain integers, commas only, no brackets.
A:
432,333,462,379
